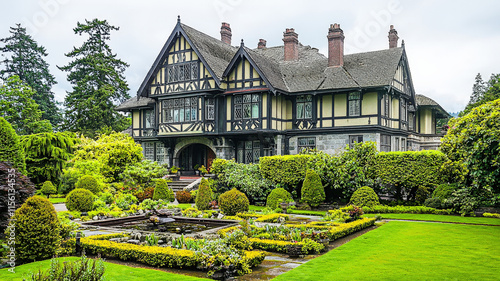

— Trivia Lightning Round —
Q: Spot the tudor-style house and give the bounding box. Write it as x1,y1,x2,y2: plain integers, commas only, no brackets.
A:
117,18,450,173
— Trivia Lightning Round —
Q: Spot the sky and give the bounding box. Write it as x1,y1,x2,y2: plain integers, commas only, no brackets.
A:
2,0,500,113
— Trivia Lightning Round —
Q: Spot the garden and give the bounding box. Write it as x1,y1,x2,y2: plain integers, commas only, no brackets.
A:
1,98,500,280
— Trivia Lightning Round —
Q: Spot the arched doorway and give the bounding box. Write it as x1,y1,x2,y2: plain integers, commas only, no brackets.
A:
178,144,216,175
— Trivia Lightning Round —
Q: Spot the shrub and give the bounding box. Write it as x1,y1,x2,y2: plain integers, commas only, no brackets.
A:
190,189,198,202
432,183,458,200
93,199,107,210
176,190,192,203
196,178,213,211
449,188,480,216
152,179,174,202
259,154,313,191
266,188,293,209
75,175,101,194
9,196,61,262
58,168,80,194
115,193,138,210
350,186,379,207
119,160,169,187
134,186,155,202
99,192,114,205
362,205,453,215
301,169,325,207
424,198,443,209
415,186,431,203
219,188,250,216
25,255,105,281
483,212,500,218
0,117,26,174
41,181,57,198
66,188,95,212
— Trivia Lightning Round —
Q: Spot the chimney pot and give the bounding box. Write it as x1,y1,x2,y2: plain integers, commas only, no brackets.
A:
327,23,345,67
283,28,299,61
220,22,232,45
388,25,399,48
258,39,267,49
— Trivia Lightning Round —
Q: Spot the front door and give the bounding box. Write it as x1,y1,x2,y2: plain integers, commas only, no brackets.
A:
179,144,215,174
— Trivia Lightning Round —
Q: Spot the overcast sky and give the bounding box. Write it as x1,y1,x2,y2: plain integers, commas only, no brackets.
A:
2,0,500,113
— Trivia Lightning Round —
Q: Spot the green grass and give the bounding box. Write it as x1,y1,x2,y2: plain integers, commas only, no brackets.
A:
249,205,266,211
176,203,194,210
0,257,209,281
274,221,500,280
364,213,500,225
288,209,326,216
49,197,66,204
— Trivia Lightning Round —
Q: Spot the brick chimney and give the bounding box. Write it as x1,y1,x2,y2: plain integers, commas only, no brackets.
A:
283,28,298,61
388,25,399,48
220,22,232,45
327,23,344,67
258,39,267,49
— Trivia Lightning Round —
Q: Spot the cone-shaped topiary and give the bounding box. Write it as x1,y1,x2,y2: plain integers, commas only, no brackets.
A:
0,117,26,174
350,186,379,207
10,195,61,262
219,188,249,215
66,188,95,212
301,169,325,207
153,178,175,202
41,181,57,198
75,175,101,194
266,187,293,209
195,178,213,211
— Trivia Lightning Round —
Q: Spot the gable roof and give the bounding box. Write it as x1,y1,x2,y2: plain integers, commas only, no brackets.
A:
116,96,154,111
416,94,450,117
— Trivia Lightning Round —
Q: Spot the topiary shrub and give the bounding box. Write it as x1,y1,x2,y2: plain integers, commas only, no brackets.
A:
0,117,26,174
9,195,61,262
176,190,192,203
424,197,443,209
41,181,57,198
75,175,101,194
266,188,293,209
152,179,174,202
196,178,213,211
219,188,250,216
301,169,325,207
66,188,95,212
432,183,457,200
350,186,379,208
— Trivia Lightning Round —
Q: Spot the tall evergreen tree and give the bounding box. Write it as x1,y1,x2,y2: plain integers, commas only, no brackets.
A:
58,19,130,137
461,73,500,116
0,24,61,127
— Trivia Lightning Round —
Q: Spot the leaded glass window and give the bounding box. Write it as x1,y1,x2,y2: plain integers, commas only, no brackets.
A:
296,95,313,119
348,92,361,116
143,142,155,162
166,61,200,83
298,137,315,152
380,134,391,152
162,98,198,123
234,94,259,120
237,141,261,164
156,143,167,165
205,98,215,120
349,135,363,149
144,109,155,128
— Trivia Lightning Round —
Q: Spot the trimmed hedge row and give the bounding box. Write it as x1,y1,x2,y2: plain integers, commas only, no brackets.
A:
254,213,289,223
362,205,453,215
327,217,376,240
248,238,324,254
483,213,500,218
259,155,313,188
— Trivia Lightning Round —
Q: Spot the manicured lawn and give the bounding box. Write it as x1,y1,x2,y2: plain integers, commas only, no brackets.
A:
49,197,66,204
249,205,266,212
364,213,500,225
288,209,326,216
176,203,194,209
0,257,209,281
274,221,500,280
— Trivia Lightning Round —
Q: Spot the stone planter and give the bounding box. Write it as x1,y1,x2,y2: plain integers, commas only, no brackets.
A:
287,244,303,258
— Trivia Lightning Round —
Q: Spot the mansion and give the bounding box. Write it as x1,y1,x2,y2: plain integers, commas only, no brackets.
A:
117,17,449,172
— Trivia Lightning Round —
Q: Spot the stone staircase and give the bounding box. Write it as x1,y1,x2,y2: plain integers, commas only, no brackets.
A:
168,178,199,193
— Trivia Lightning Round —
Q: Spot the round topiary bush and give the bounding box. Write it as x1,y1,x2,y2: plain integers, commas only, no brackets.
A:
66,188,95,212
266,188,293,209
75,175,101,194
301,169,325,207
10,195,61,262
41,180,57,198
432,183,457,200
196,178,213,211
153,179,175,202
176,190,192,203
219,188,250,216
350,186,379,208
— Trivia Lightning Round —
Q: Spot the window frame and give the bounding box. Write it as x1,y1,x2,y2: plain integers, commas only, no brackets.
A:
349,135,363,148
298,137,316,152
234,94,260,120
237,140,261,164
348,92,361,117
162,97,198,124
296,95,313,120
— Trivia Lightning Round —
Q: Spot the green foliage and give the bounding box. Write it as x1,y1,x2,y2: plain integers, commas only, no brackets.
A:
41,181,56,197
350,186,379,207
58,168,81,194
461,73,499,117
66,188,95,212
75,175,101,194
176,190,192,203
433,183,458,201
324,209,350,223
375,150,448,200
21,132,76,187
259,154,312,192
59,19,130,137
99,192,114,205
415,186,431,203
210,158,273,203
362,205,453,215
119,160,169,187
196,178,214,211
424,198,443,209
152,179,174,202
301,169,325,207
134,186,155,202
266,188,293,209
483,213,500,218
9,195,60,263
0,24,61,127
0,117,26,174
448,188,481,216
26,255,105,281
0,75,52,135
219,188,250,216
441,99,500,197
115,193,138,210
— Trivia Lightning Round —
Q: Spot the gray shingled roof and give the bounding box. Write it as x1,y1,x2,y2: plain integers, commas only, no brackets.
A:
416,94,450,117
116,96,154,111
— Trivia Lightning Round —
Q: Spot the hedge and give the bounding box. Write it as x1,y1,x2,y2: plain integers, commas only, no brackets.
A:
362,205,453,215
483,213,500,218
326,217,376,240
259,154,313,188
248,238,324,254
254,213,289,223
